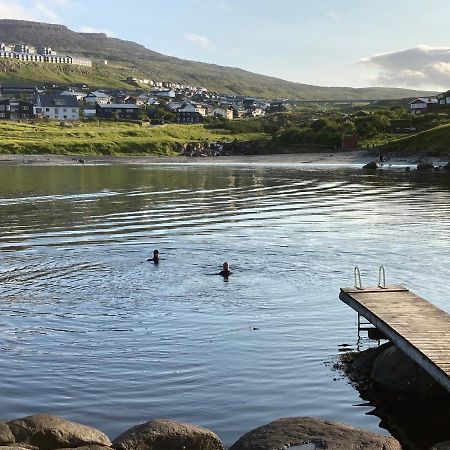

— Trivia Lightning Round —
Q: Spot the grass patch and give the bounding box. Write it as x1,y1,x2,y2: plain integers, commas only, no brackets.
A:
0,121,268,155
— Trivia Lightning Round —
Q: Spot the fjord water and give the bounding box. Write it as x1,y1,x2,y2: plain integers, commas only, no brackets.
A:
1,164,450,446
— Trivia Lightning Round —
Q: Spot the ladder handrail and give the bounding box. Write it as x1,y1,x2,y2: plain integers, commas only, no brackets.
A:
354,266,362,289
378,266,386,288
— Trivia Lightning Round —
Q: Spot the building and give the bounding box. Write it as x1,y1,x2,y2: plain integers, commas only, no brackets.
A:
0,43,92,67
0,98,35,120
212,107,233,120
437,90,450,105
96,103,140,120
35,95,80,120
177,103,204,123
60,90,86,102
0,85,38,97
84,91,112,105
409,97,439,114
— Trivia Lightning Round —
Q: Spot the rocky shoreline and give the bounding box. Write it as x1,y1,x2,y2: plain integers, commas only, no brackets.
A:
338,343,450,449
0,413,402,450
1,409,449,450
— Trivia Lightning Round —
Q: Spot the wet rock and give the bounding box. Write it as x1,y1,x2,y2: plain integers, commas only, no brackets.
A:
430,442,450,449
56,447,111,450
362,161,378,170
371,346,444,396
112,418,224,450
0,447,35,450
228,417,401,450
443,163,450,171
416,161,434,171
0,422,15,445
7,414,111,450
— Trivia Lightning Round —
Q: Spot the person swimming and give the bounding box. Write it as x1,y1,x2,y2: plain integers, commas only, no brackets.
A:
147,249,160,264
219,261,232,278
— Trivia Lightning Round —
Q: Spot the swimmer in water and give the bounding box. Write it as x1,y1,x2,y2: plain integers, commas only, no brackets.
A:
219,261,232,278
147,249,160,264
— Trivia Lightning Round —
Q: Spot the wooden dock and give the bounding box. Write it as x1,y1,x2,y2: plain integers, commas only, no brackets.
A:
339,285,450,392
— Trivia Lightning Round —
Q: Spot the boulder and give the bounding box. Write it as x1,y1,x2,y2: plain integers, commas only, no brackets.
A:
362,161,378,170
0,422,15,445
416,161,434,171
371,346,444,396
112,418,224,450
228,417,401,450
56,447,111,450
0,447,35,450
7,415,111,450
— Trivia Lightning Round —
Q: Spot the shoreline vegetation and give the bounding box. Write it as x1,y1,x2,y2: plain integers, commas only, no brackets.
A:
0,111,449,161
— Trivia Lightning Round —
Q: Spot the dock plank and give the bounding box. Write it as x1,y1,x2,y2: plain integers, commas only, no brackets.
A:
339,285,450,392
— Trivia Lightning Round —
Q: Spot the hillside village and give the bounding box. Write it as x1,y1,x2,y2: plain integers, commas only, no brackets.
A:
0,80,284,123
0,79,449,125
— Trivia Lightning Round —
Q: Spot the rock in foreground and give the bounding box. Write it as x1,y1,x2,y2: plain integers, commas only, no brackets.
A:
112,418,224,450
0,421,16,445
228,417,401,450
7,414,111,450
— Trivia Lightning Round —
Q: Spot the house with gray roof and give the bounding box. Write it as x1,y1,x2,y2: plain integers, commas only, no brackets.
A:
84,91,113,105
35,95,80,120
96,103,140,120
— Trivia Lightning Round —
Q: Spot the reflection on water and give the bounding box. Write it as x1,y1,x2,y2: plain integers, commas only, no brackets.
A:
1,164,450,447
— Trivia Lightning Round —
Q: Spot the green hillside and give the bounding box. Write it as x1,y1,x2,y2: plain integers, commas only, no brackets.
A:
0,19,436,100
383,124,450,154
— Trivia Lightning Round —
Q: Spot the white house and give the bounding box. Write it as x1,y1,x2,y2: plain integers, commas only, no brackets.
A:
84,91,112,105
212,107,233,120
35,95,80,120
60,90,86,102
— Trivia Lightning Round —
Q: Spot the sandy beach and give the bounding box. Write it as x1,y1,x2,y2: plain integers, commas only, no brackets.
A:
0,150,445,168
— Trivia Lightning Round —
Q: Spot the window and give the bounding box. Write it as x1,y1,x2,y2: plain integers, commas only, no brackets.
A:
0,113,5,118
22,114,28,118
126,109,134,113
72,108,77,113
45,108,50,112
21,106,29,111
0,105,4,111
63,108,67,112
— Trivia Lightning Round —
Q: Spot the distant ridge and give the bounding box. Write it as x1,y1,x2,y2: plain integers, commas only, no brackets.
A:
0,19,436,100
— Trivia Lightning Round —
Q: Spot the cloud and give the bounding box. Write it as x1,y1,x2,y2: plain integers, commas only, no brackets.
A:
0,1,37,20
185,33,215,51
0,0,72,22
79,26,115,37
360,45,450,90
327,11,341,20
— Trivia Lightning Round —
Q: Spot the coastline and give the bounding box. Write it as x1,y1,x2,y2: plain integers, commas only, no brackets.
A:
0,150,446,168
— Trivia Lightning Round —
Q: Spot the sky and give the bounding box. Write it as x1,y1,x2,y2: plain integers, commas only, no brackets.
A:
1,0,450,90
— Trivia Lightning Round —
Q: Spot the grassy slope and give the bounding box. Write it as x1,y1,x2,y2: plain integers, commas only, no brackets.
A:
382,124,450,153
0,19,436,100
0,121,267,155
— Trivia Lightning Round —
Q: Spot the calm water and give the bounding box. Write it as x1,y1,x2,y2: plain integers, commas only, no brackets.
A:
1,163,450,447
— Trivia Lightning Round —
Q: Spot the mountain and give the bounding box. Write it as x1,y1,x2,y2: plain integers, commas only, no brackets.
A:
0,19,435,100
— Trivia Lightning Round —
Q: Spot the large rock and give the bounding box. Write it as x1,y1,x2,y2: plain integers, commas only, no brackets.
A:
417,161,434,171
0,447,35,450
371,346,444,396
56,447,111,450
7,415,111,450
0,422,15,445
362,161,378,170
228,417,401,450
112,418,224,450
